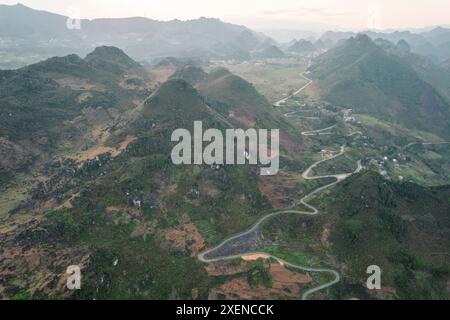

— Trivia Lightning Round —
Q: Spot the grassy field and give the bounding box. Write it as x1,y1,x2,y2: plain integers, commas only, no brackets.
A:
216,63,309,102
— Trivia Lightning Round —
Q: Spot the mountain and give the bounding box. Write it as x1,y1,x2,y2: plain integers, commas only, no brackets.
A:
370,37,450,107
0,3,77,40
0,4,271,67
169,65,207,86
0,46,150,182
252,45,286,59
319,31,356,45
136,78,226,131
420,27,450,47
258,29,318,43
1,61,277,299
310,34,450,138
324,171,450,299
197,68,273,127
265,170,450,299
287,39,316,54
397,40,411,52
85,46,142,71
317,28,450,63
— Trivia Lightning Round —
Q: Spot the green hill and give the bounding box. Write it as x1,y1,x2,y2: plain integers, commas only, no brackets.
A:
197,68,274,127
135,78,226,132
0,46,150,182
324,171,450,299
1,77,275,300
253,45,286,59
288,39,316,54
85,46,143,73
310,34,450,138
169,65,207,86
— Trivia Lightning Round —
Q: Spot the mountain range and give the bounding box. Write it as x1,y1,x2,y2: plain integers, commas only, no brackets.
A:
0,3,272,68
309,34,450,138
1,3,450,301
317,27,450,64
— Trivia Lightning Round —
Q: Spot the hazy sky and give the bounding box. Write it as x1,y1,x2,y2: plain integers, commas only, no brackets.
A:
1,0,449,31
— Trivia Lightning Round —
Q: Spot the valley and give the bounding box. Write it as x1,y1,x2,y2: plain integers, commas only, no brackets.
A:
0,3,450,301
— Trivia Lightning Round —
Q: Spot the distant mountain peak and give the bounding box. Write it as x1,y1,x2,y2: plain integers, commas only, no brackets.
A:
342,33,379,52
86,46,129,59
254,45,286,59
353,33,373,44
432,26,448,32
85,46,140,69
288,39,316,53
170,64,207,86
157,78,198,95
310,34,450,138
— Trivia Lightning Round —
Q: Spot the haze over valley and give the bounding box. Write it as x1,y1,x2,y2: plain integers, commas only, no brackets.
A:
0,2,450,301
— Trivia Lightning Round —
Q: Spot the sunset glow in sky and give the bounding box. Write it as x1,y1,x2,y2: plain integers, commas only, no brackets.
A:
1,0,449,31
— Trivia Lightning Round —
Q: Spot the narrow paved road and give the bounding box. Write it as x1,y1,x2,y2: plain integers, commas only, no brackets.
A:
198,146,362,299
274,73,313,107
301,124,336,136
198,73,363,300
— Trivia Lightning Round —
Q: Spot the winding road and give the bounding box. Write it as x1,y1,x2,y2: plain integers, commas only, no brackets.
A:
274,73,313,107
198,72,363,300
301,124,337,136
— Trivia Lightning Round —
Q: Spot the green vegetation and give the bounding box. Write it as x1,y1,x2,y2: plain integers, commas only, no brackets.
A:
323,171,450,299
1,41,450,301
219,63,308,102
311,35,450,139
247,260,273,288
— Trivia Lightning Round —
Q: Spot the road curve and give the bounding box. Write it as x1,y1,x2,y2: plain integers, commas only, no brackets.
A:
198,149,362,300
275,73,313,107
198,72,363,300
301,124,337,136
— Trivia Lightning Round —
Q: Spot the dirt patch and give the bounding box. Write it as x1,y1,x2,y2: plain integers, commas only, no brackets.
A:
74,134,136,163
198,179,220,198
206,261,248,277
55,192,80,211
242,254,271,261
0,241,89,299
106,206,141,223
321,224,331,247
117,135,138,152
0,137,32,174
75,146,115,163
229,111,256,128
162,223,205,257
209,277,272,300
269,263,312,294
258,174,298,209
209,260,312,300
149,67,176,87
77,92,93,103
56,77,105,91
